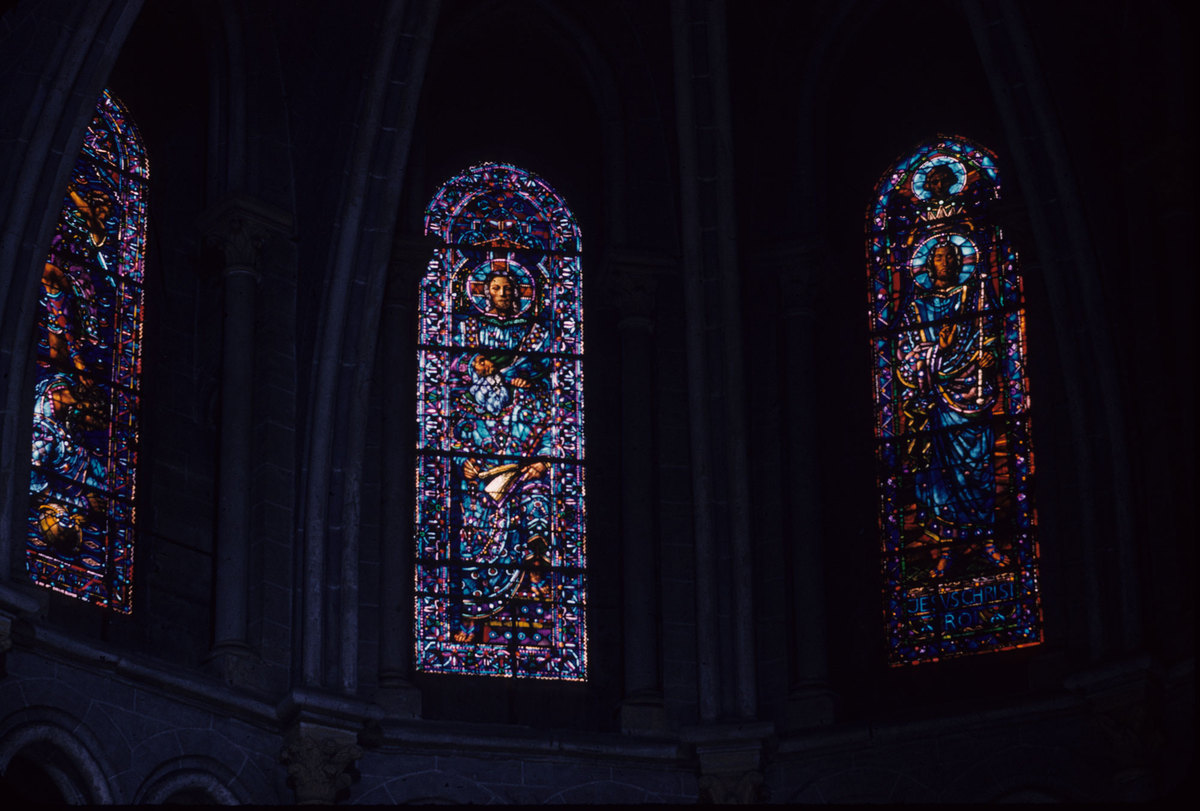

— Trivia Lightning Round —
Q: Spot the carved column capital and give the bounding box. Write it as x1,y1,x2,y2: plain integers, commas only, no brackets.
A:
198,194,292,279
280,731,363,805
697,770,765,805
614,269,658,325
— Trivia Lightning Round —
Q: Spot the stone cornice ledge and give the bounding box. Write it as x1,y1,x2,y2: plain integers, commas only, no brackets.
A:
277,686,384,729
0,582,42,615
776,690,1085,757
20,624,278,729
10,619,690,764
376,716,686,762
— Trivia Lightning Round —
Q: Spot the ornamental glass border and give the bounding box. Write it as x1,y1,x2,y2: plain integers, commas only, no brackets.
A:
413,162,587,680
27,89,148,613
868,135,1043,665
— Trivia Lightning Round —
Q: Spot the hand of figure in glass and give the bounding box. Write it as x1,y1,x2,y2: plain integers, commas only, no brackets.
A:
509,376,530,389
85,490,107,516
463,458,482,480
520,461,548,482
938,323,957,349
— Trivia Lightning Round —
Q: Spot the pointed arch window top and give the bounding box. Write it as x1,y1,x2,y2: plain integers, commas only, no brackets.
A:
82,89,150,182
424,162,581,253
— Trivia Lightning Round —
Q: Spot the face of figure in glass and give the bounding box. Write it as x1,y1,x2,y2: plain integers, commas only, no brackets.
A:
472,355,497,376
924,164,956,201
486,270,519,317
929,244,962,289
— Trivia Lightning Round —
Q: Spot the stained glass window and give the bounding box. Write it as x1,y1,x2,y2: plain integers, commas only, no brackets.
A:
868,136,1043,665
27,90,147,614
414,162,586,680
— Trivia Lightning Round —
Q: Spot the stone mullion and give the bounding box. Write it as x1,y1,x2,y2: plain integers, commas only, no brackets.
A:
200,198,289,683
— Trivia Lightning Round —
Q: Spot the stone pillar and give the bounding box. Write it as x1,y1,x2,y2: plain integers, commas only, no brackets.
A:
615,267,666,734
199,195,290,684
778,258,836,729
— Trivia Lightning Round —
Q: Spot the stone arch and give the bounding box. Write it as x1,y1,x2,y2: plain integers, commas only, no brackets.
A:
0,0,142,586
361,769,501,805
994,787,1068,803
544,779,656,804
0,710,116,804
134,755,249,805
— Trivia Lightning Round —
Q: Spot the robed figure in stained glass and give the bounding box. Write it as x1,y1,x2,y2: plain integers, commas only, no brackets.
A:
415,163,586,680
897,233,1008,576
869,138,1042,665
453,259,556,632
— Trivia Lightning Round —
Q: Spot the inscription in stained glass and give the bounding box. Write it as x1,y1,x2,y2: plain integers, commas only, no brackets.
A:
868,137,1042,664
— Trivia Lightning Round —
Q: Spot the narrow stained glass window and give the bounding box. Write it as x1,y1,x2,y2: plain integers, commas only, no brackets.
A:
868,136,1043,665
414,162,586,680
28,90,148,613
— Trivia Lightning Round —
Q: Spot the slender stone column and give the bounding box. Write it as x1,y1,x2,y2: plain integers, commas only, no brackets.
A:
670,0,720,723
671,0,757,722
200,196,289,683
778,257,836,729
376,242,422,717
615,266,666,734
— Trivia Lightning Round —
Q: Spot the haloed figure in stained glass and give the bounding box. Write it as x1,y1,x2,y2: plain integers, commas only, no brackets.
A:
417,162,585,678
453,258,554,641
871,137,1042,664
898,235,1007,577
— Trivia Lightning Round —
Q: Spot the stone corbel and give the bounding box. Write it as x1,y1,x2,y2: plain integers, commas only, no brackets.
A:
682,722,772,804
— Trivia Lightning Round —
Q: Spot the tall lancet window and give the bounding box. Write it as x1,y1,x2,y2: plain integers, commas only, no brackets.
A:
414,162,586,680
868,136,1043,665
28,90,148,613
